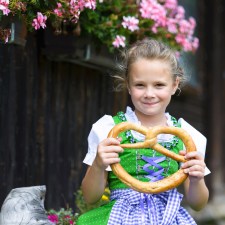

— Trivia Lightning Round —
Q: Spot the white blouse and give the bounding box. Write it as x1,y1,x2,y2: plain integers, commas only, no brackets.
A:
83,106,210,175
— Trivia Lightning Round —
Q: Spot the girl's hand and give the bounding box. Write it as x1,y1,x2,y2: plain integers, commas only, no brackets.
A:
180,150,206,182
95,137,123,170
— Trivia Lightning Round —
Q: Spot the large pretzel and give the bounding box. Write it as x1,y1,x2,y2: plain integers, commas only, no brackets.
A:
108,122,196,194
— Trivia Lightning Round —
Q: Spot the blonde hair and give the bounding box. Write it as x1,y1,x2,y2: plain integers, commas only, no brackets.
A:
113,39,187,91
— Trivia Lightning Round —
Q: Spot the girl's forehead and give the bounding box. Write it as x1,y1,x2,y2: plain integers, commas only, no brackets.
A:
130,58,172,72
128,59,174,80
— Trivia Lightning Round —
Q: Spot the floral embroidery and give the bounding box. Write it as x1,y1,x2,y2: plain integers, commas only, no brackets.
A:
117,111,136,143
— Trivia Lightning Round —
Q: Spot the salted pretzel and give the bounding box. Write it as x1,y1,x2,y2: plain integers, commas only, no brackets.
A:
108,122,196,194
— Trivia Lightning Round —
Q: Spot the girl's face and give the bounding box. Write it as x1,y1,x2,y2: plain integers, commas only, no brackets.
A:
128,58,179,121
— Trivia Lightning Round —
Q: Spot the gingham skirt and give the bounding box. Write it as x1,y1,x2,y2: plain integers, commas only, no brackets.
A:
107,188,197,225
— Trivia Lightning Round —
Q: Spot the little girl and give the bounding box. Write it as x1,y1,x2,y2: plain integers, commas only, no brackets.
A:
77,39,209,225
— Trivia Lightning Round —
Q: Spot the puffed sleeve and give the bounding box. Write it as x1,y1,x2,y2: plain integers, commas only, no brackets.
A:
83,115,115,168
179,118,211,175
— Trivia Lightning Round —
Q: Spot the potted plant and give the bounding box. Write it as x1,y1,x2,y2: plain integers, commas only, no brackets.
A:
0,0,199,54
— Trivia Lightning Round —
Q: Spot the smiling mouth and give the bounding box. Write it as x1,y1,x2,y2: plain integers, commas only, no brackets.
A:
143,102,158,105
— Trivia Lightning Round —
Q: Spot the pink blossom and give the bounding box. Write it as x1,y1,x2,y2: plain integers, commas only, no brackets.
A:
69,0,89,22
191,37,199,51
48,214,58,223
175,33,186,45
70,0,96,11
189,17,196,30
32,12,47,30
178,19,195,36
179,19,190,33
166,18,178,33
175,34,198,52
139,0,167,28
151,24,158,33
85,0,96,10
175,5,185,20
112,35,126,48
64,215,74,224
164,0,178,10
53,3,63,17
122,16,139,32
70,0,84,11
0,0,10,15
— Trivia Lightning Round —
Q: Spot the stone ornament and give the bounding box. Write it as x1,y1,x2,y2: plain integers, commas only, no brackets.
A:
0,185,53,225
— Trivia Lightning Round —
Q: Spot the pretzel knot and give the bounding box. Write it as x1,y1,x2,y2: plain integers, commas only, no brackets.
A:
108,122,196,194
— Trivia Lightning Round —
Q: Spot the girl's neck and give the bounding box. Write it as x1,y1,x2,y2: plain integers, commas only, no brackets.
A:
134,111,168,128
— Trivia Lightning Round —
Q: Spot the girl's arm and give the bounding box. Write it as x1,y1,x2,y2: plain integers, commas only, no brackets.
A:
181,150,209,211
81,165,108,205
81,137,123,204
184,177,209,211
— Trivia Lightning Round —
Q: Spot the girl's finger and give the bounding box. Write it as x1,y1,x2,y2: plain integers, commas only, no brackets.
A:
184,151,203,160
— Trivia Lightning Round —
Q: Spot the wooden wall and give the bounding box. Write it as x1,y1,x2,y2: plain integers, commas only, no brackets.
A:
0,33,128,209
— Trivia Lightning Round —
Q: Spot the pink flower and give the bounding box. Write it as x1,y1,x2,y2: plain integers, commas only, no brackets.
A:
179,19,191,34
139,0,167,29
166,18,178,33
64,215,74,224
175,6,185,20
122,16,139,32
0,0,10,15
175,34,198,52
85,0,96,10
53,3,63,17
164,0,178,10
48,214,58,223
189,17,196,30
112,35,126,48
71,0,96,11
32,12,47,30
191,37,199,51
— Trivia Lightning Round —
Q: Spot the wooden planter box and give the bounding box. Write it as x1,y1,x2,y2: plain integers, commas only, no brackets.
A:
43,29,115,70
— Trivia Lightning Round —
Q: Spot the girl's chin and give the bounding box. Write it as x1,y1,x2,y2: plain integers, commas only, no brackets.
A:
137,110,160,117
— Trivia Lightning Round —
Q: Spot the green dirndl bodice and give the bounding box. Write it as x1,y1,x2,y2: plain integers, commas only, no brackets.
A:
76,112,183,225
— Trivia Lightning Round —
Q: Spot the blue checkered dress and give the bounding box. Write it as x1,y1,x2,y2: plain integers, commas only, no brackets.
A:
107,188,197,225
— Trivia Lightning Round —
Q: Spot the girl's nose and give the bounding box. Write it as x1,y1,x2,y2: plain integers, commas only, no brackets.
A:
144,87,155,98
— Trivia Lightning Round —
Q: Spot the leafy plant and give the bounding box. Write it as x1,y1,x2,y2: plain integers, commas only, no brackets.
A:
0,0,199,54
47,187,110,224
47,208,79,225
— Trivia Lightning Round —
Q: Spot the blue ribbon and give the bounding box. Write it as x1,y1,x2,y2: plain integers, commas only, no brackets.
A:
142,155,166,181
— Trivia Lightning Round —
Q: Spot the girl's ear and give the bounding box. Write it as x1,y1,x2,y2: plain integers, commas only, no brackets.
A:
172,77,180,95
126,81,131,94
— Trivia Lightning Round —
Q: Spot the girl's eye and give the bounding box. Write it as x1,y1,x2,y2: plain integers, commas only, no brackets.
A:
156,83,166,87
135,83,144,87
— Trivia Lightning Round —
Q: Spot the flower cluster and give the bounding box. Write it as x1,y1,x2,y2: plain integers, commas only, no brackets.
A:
0,0,96,42
47,208,78,225
0,0,199,54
